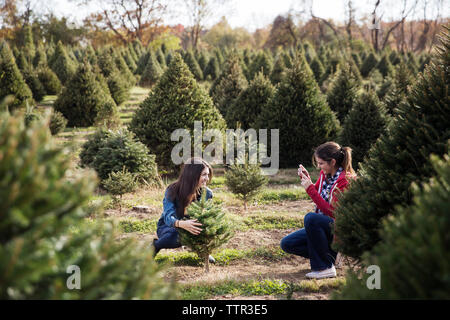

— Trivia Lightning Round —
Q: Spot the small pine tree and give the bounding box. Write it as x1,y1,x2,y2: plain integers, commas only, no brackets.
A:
103,167,138,213
334,151,450,299
333,28,450,261
80,128,162,186
0,41,33,111
225,161,268,211
49,109,67,135
339,91,389,169
179,189,233,272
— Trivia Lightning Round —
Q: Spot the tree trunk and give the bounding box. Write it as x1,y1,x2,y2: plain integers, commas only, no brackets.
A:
204,255,209,273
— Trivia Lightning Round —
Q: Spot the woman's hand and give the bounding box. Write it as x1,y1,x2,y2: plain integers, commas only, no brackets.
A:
298,165,312,189
299,172,313,189
178,219,203,235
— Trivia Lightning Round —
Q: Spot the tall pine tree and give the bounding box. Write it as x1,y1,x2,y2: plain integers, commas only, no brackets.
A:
0,113,176,299
256,53,339,167
339,90,389,169
333,28,450,261
334,151,450,299
129,53,226,172
0,41,33,111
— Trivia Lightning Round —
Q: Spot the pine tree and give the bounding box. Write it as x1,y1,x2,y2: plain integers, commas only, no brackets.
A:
135,51,150,75
179,189,233,273
270,55,286,85
248,51,273,80
122,48,137,73
129,53,226,172
139,51,163,87
326,63,360,123
334,151,450,299
0,41,33,111
103,167,138,214
225,157,268,211
339,91,389,169
33,43,47,69
37,67,61,95
0,113,176,299
80,128,162,186
53,62,118,127
384,61,414,115
50,41,76,84
360,52,378,77
204,56,220,80
333,28,450,261
184,50,203,81
226,72,275,129
309,57,325,86
210,53,248,117
156,47,167,69
23,24,35,62
256,53,339,167
376,54,394,77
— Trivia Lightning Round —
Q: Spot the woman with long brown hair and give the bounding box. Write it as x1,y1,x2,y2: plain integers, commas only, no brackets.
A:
280,141,356,279
152,157,215,261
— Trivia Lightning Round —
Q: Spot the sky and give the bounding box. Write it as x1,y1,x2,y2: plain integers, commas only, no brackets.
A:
26,0,449,32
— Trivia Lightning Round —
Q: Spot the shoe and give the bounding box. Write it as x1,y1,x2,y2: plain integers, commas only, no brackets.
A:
208,255,215,264
305,265,336,279
152,239,160,257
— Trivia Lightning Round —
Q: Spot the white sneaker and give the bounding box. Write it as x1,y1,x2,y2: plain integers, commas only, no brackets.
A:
305,265,336,279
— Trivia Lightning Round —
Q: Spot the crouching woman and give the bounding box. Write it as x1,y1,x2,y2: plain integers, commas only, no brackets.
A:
152,157,215,263
280,142,356,279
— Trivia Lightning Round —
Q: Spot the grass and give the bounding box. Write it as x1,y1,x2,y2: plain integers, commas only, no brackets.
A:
117,218,158,234
155,247,288,267
180,278,346,300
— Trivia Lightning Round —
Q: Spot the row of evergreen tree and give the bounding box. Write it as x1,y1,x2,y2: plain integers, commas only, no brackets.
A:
1,26,429,173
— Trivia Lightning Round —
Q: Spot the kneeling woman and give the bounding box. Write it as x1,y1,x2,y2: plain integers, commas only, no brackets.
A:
280,142,355,279
153,157,215,262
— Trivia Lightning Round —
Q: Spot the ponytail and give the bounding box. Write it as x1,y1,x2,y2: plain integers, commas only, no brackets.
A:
341,146,355,177
313,142,355,177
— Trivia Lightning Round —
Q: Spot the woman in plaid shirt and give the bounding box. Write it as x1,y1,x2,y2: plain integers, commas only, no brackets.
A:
280,142,356,279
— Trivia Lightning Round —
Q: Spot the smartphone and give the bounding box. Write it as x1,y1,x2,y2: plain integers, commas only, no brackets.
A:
299,164,308,176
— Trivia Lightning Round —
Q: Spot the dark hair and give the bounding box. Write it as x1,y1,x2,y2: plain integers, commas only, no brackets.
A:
167,157,213,218
312,141,355,177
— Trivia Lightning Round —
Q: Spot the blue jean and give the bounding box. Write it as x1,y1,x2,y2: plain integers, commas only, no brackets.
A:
280,212,337,271
154,224,181,251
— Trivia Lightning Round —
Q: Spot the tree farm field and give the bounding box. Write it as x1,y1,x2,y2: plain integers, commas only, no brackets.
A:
40,86,348,300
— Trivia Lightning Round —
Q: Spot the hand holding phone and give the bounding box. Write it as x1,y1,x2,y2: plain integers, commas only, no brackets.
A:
298,164,309,178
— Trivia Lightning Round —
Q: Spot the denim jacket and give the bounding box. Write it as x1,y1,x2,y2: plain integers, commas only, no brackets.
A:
157,187,213,228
